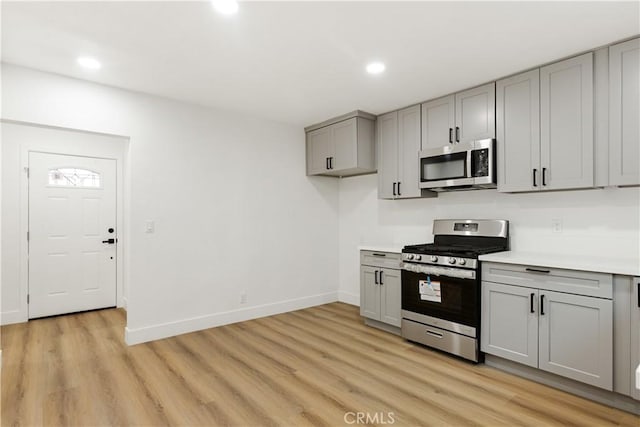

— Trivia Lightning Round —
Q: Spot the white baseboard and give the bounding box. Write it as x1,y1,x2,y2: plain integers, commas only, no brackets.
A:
125,291,339,346
120,297,128,310
338,291,360,306
1,310,27,326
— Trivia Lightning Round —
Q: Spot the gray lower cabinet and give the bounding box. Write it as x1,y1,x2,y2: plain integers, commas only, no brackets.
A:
305,111,376,177
497,53,594,192
609,38,640,186
482,282,539,367
482,263,614,390
632,277,640,400
360,251,401,328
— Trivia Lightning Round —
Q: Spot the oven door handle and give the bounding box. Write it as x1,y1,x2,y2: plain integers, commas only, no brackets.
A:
402,263,476,280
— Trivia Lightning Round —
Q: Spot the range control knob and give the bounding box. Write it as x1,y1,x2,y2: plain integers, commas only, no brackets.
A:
430,255,438,262
415,255,422,261
407,254,415,260
457,258,466,265
448,257,456,264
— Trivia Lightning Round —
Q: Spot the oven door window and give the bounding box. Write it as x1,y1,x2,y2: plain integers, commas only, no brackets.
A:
401,270,478,327
420,152,467,182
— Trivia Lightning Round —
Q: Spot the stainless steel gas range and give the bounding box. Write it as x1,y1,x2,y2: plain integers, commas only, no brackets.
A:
401,219,509,362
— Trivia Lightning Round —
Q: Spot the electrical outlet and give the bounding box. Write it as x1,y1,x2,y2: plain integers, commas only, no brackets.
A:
145,220,155,234
552,218,562,233
240,292,247,304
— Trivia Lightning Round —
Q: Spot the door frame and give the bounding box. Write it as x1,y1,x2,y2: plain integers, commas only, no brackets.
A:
11,121,129,323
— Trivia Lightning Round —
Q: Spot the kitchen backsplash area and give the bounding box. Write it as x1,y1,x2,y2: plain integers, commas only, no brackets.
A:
338,173,640,301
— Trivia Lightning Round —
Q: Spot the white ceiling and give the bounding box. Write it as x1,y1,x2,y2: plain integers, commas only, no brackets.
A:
2,1,639,127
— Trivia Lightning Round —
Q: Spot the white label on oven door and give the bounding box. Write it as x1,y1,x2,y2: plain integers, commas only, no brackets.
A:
419,279,441,303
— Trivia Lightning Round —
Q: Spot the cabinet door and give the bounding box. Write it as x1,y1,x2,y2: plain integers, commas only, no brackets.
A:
631,277,640,400
481,282,539,367
421,95,455,150
377,111,398,199
497,69,541,192
540,53,594,190
609,38,640,186
306,126,331,175
360,266,380,321
538,290,613,390
397,105,422,199
455,82,496,143
332,118,358,171
379,268,401,327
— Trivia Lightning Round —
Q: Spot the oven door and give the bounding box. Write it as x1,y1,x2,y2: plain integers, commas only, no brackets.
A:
401,264,479,329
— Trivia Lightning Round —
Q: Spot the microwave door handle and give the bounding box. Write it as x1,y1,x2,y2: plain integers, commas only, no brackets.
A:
466,149,473,178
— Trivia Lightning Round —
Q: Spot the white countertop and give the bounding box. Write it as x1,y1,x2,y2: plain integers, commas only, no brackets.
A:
358,245,402,254
478,251,640,276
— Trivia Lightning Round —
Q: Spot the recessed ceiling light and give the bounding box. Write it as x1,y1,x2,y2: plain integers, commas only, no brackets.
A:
366,62,386,75
77,57,101,70
212,0,239,15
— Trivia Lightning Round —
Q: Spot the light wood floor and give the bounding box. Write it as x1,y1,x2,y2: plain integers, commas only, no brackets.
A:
2,303,638,426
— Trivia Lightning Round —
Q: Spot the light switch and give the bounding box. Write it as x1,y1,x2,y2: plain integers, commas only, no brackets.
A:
145,221,155,234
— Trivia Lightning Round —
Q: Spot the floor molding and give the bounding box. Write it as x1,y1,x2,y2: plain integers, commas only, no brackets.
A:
338,290,359,306
125,291,339,345
1,310,26,326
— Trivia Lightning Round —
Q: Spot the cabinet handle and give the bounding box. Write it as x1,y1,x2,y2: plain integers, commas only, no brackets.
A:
455,126,460,143
525,267,550,274
393,182,397,196
637,282,639,308
426,329,444,339
379,271,384,285
530,293,535,313
533,169,538,187
449,128,453,144
326,157,330,170
397,182,401,196
542,167,547,186
540,295,545,315
374,270,379,285
330,157,334,170
372,253,387,257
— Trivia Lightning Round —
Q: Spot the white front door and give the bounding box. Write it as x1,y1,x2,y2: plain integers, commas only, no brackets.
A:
28,152,117,319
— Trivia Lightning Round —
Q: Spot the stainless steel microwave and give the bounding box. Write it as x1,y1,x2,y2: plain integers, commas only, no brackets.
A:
419,139,496,191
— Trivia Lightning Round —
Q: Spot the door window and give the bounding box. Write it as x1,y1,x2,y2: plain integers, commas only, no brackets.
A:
48,168,101,188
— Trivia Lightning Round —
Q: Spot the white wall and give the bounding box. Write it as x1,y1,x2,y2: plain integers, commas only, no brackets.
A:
338,174,640,301
1,64,340,343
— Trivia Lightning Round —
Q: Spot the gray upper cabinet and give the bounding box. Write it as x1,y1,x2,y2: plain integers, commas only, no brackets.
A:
498,53,594,192
377,111,398,199
306,126,332,176
540,52,594,190
609,38,640,186
377,105,433,199
497,69,540,192
421,95,455,150
455,82,496,144
305,111,376,177
421,83,495,150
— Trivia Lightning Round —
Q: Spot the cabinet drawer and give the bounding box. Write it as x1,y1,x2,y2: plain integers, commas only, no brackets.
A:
482,262,612,299
360,251,401,269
